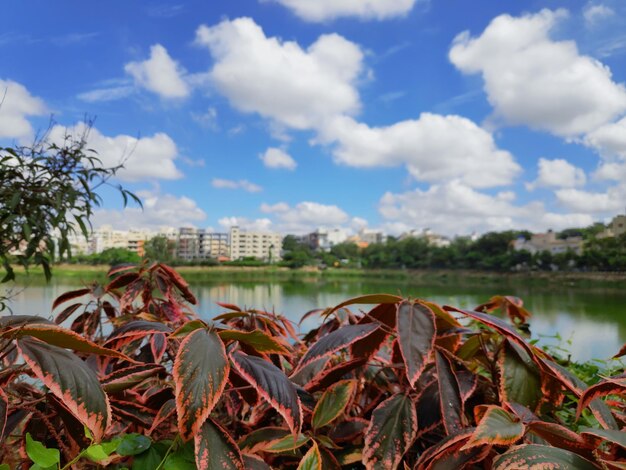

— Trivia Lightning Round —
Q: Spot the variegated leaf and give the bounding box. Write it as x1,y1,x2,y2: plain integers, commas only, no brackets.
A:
463,406,524,449
174,328,229,441
312,380,356,430
363,394,417,470
298,323,379,370
231,351,302,435
298,442,322,470
195,418,244,470
493,444,599,469
16,337,110,442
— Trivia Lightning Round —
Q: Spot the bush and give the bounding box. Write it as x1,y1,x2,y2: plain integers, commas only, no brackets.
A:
0,265,625,468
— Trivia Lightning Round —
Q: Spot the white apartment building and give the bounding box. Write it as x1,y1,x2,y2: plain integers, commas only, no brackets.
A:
513,231,584,255
301,228,348,251
229,226,282,261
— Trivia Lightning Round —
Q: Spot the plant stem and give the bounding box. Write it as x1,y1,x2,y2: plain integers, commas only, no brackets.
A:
154,435,179,470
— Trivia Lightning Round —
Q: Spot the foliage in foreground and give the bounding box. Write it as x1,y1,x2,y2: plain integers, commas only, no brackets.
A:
0,264,625,469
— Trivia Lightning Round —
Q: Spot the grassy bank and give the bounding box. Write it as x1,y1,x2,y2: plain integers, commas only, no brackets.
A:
9,264,626,288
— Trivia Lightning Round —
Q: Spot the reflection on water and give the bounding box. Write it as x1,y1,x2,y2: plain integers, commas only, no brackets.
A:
4,278,625,362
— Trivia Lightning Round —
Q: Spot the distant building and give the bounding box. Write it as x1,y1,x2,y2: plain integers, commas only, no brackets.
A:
357,228,386,246
513,230,583,255
301,228,348,251
599,214,626,238
399,228,451,247
202,232,230,259
229,226,282,261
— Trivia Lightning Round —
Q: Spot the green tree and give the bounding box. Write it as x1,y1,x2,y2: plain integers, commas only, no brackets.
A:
0,125,139,283
143,235,175,263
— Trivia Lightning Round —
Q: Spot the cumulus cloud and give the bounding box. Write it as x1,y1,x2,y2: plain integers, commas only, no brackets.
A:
585,116,626,159
211,178,262,192
48,122,183,182
378,181,594,235
583,3,614,27
194,17,363,129
0,79,47,141
264,0,419,22
93,191,206,231
225,201,353,234
125,44,190,99
317,114,520,188
556,184,626,214
260,201,350,233
449,9,626,137
527,158,587,190
259,147,297,170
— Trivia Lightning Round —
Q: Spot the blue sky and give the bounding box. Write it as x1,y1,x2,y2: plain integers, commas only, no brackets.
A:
2,0,626,236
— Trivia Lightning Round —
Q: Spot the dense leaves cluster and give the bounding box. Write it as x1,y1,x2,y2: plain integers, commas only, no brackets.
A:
281,230,626,272
0,264,625,468
0,127,139,285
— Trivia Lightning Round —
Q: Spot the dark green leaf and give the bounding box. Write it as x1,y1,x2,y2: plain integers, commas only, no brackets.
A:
498,339,542,410
116,433,152,456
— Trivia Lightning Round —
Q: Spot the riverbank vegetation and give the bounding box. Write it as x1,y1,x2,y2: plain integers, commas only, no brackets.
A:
1,263,625,468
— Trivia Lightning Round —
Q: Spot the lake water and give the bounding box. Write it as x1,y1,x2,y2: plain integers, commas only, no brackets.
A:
4,277,626,363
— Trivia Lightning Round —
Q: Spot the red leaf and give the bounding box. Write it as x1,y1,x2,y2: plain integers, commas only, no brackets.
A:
351,303,396,359
436,349,464,435
54,303,82,325
105,272,140,291
52,288,91,310
101,364,165,393
396,301,436,388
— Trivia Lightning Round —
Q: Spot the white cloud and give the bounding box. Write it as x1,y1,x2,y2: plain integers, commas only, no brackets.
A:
449,9,626,137
0,79,47,141
593,162,626,182
218,216,273,232
48,122,183,182
260,201,349,233
584,116,626,159
259,147,297,170
527,158,587,189
125,44,190,99
265,0,419,22
94,191,206,231
77,85,134,103
583,3,614,27
379,181,594,235
556,184,626,214
211,178,262,192
195,17,363,129
316,114,520,188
